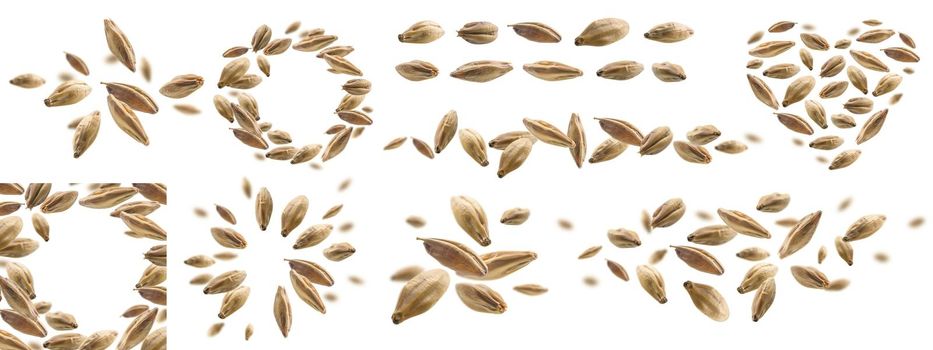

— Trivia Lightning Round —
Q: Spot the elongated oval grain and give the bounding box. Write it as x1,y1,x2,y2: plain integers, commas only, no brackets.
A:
804,100,828,129
509,22,560,43
757,193,790,213
749,41,795,58
497,137,533,178
41,191,78,214
293,224,333,249
589,138,626,163
289,270,326,314
392,269,449,324
683,281,729,321
800,33,829,50
218,57,249,88
576,18,629,46
606,259,629,281
523,61,583,81
107,95,149,146
456,283,506,314
873,74,902,97
434,110,458,153
819,81,848,99
790,266,829,289
567,113,587,167
396,60,439,81
835,236,854,266
768,21,796,32
459,251,537,281
857,29,895,43
411,137,434,159
293,35,337,52
1,309,46,337
120,213,165,240
829,149,861,170
844,215,886,242
116,308,156,350
636,265,667,304
882,47,920,62
651,198,685,228
673,141,711,164
651,62,686,82
777,211,822,258
457,22,498,44
775,113,813,135
597,61,644,80
45,81,91,107
747,74,779,109
523,118,574,147
323,55,362,76
800,48,814,70
737,247,770,261
737,263,778,293
639,126,672,156
251,24,271,52
286,259,334,286
850,50,889,72
103,82,158,114
687,225,737,246
450,60,511,83
9,74,45,88
596,118,642,145
418,238,487,277
104,19,135,72
450,196,490,246
398,21,444,44
762,63,799,79
203,270,247,294
718,208,770,238
459,129,488,166
672,245,724,275
280,195,308,237
752,278,776,321
71,112,101,158
218,286,250,319
210,227,247,249
607,228,641,248
513,284,548,295
819,55,846,78
644,22,693,43
782,76,815,107
273,286,292,337
856,109,888,145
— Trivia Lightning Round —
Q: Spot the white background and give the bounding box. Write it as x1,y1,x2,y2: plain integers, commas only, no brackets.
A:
0,184,165,347
1,0,931,349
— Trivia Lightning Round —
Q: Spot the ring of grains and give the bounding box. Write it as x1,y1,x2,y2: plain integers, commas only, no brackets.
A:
188,178,355,340
0,183,167,349
212,22,373,166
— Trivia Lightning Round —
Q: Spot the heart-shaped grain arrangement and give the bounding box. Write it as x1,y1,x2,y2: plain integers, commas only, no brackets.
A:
744,19,918,170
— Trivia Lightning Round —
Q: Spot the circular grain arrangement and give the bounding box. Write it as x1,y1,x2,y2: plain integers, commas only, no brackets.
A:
187,178,356,340
0,183,167,350
211,22,374,166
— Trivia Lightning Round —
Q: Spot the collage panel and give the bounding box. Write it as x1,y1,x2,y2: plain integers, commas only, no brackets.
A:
0,183,166,350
